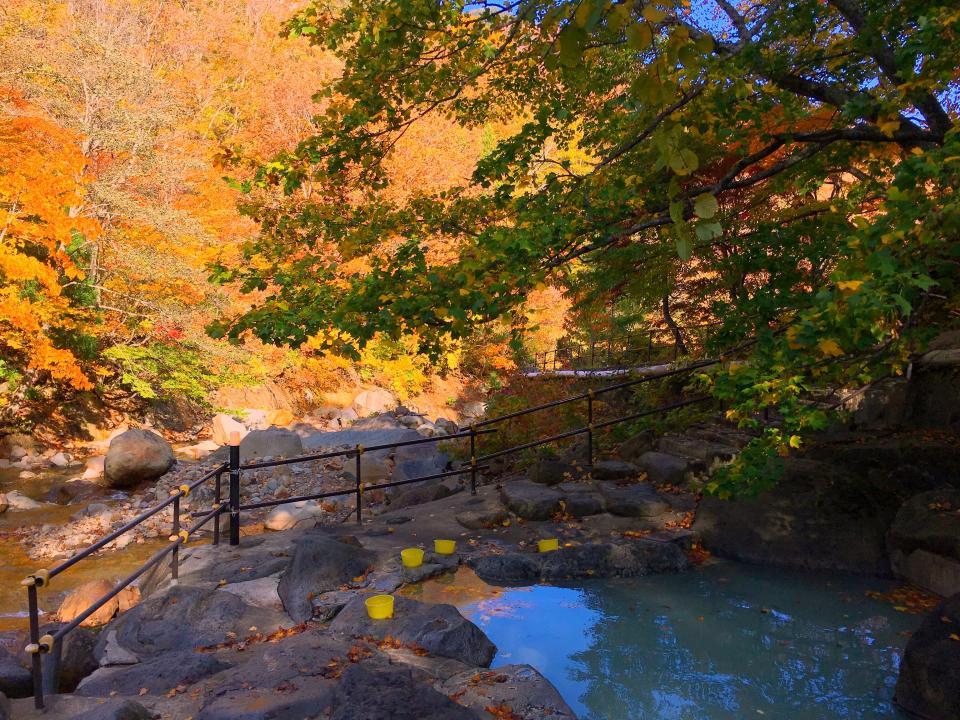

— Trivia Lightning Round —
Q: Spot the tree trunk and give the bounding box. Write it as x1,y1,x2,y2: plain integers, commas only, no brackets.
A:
662,294,688,356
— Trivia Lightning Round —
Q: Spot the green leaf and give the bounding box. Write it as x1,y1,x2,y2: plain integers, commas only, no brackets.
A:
626,22,653,50
669,148,699,175
675,227,692,260
558,25,586,67
693,193,718,219
695,221,722,241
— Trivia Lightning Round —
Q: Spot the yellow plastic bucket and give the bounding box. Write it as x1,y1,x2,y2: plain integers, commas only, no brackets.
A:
538,538,559,553
401,547,424,568
365,594,394,620
434,539,456,555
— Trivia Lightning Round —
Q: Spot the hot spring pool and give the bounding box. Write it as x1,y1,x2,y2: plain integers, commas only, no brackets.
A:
452,562,920,720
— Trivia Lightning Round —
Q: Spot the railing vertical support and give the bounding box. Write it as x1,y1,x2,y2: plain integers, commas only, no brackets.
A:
228,432,241,546
469,427,478,496
213,469,222,546
586,389,594,470
171,494,180,581
355,445,363,524
27,583,43,709
42,637,61,698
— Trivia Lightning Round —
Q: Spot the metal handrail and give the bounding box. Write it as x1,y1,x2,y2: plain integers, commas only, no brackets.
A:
22,346,741,709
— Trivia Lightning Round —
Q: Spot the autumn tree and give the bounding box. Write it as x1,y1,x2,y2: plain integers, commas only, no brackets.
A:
0,90,99,423
213,0,959,491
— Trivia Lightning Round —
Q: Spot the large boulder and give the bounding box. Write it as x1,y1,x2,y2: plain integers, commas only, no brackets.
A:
57,580,139,628
76,649,230,697
888,489,960,596
103,429,175,488
238,427,303,460
211,414,248,446
598,481,669,518
438,664,576,720
0,647,30,698
352,388,396,416
635,451,692,485
470,540,688,585
263,501,323,531
329,595,496,667
894,592,960,720
329,664,481,720
277,531,377,623
500,481,562,520
693,457,896,574
390,481,453,510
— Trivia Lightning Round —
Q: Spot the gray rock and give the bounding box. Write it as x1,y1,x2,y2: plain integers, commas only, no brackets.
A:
591,460,640,481
298,428,419,453
456,508,509,530
263,501,322,531
656,435,739,465
277,531,377,623
195,632,341,720
311,590,357,622
693,458,896,574
390,481,452,510
330,664,480,720
528,457,587,486
330,595,496,667
895,592,960,720
76,650,230,697
0,691,7,720
0,647,30,698
435,418,459,435
41,622,99,692
66,698,157,720
500,481,563,520
617,429,656,461
439,664,576,720
469,553,544,585
558,488,605,517
471,540,688,584
539,540,688,579
239,428,303,460
93,585,282,661
352,388,396,416
103,429,175,489
888,489,960,596
635,451,692,485
598,481,669,517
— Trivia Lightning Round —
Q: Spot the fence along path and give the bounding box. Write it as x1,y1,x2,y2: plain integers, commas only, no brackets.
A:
21,350,739,709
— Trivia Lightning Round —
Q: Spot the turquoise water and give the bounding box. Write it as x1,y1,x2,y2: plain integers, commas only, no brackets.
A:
458,562,919,720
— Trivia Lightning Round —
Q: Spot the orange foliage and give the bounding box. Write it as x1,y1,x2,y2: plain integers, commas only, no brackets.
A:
0,88,98,390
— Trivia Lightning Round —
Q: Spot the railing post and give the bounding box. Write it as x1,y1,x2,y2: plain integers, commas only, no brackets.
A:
355,445,363,524
228,432,241,546
469,427,478,496
171,493,180,581
42,637,61,698
213,469,222,546
26,581,43,709
587,389,594,469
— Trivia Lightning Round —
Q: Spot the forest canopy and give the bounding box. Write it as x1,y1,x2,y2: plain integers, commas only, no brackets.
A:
212,0,959,490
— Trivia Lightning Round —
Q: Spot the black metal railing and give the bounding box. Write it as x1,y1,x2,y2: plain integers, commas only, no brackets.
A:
21,351,739,709
530,325,715,374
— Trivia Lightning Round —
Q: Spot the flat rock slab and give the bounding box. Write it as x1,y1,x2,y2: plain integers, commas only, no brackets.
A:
501,481,562,520
456,507,509,529
330,663,480,720
277,530,378,622
11,697,156,720
438,664,576,720
598,481,670,517
92,585,288,662
635,451,692,485
329,595,496,668
470,540,689,584
895,592,960,720
656,435,739,464
591,460,641,481
76,650,230,697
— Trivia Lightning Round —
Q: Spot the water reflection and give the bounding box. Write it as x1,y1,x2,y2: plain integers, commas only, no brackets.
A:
456,562,918,720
